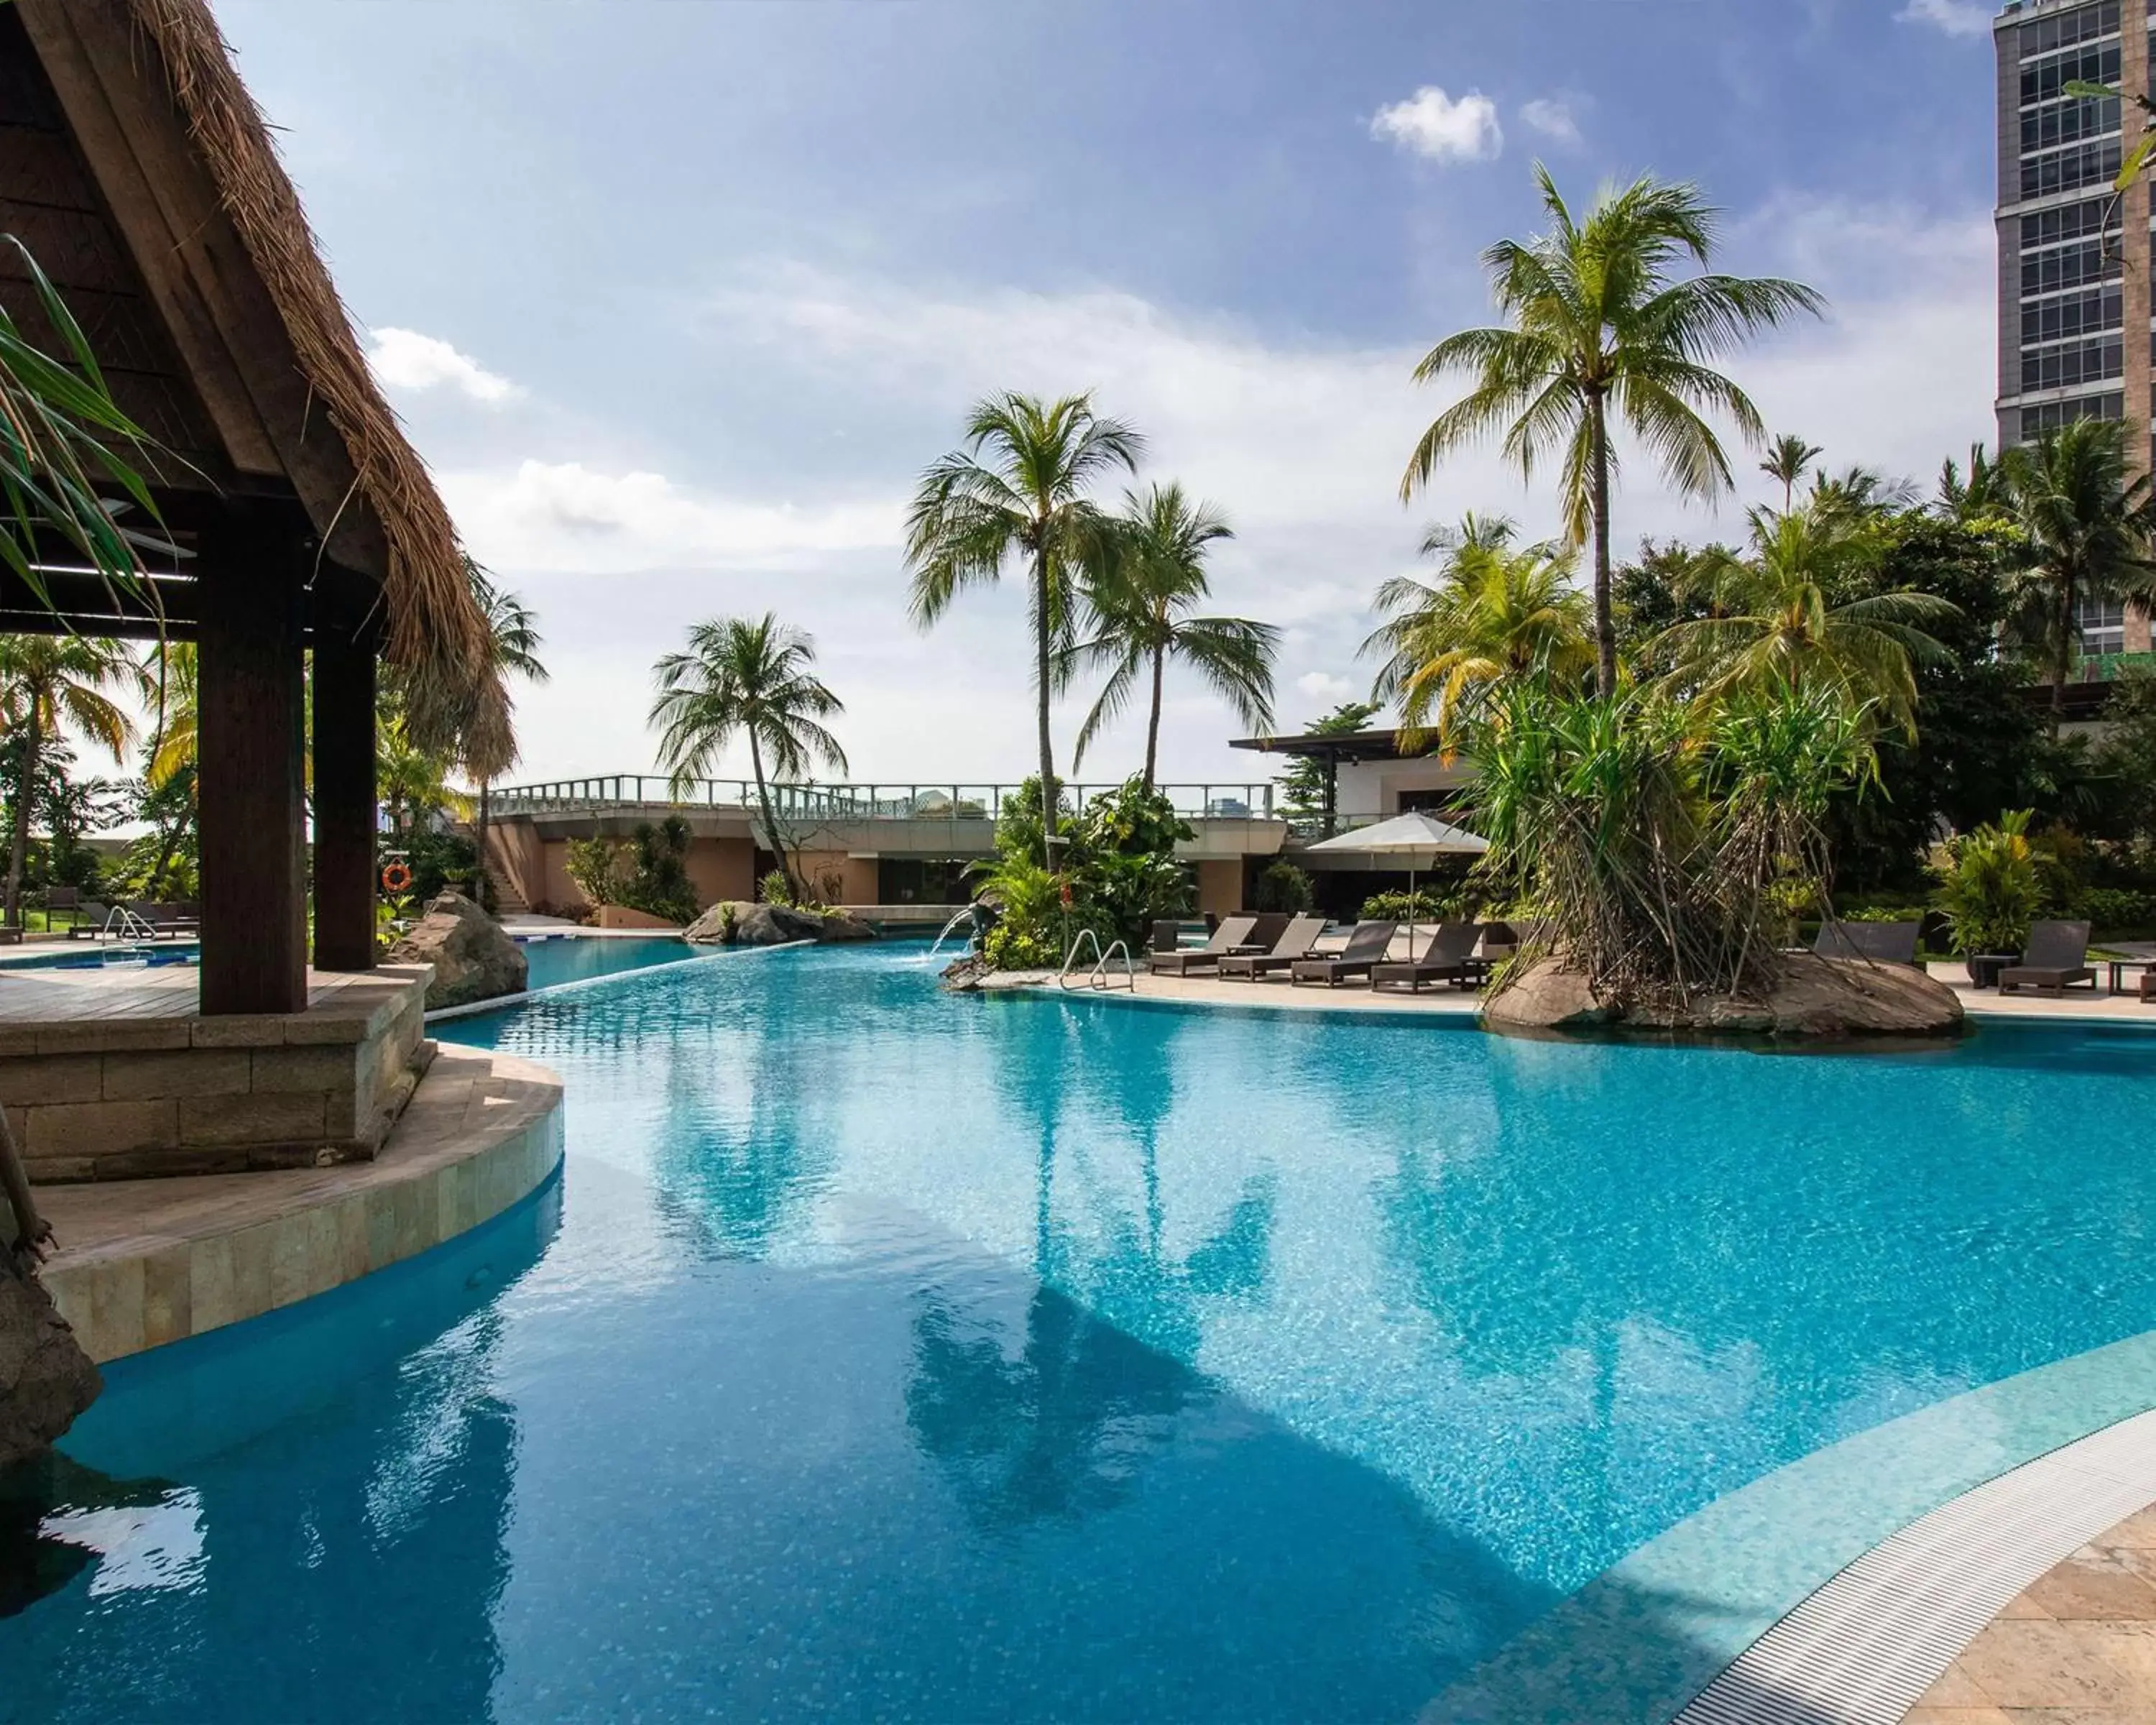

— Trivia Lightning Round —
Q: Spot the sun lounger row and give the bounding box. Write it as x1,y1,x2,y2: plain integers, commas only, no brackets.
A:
1149,917,1501,992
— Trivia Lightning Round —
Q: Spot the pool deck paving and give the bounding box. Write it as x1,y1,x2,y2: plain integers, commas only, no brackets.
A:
1903,1509,2156,1721
1008,959,2156,1028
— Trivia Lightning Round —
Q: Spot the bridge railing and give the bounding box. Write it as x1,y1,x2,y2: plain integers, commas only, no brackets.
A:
487,778,1284,823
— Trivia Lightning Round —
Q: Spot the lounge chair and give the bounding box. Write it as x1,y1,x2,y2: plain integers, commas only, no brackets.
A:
1289,920,1399,988
1998,920,2096,995
1217,914,1328,980
1150,915,1258,975
1370,922,1488,993
1814,919,1922,967
1150,920,1184,957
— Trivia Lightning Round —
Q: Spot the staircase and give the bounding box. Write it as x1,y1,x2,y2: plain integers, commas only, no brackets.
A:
486,870,530,916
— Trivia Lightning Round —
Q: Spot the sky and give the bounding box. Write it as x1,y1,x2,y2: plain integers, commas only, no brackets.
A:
209,0,2006,790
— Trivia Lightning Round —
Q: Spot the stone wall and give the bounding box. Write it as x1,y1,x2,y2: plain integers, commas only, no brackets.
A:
7,967,433,1182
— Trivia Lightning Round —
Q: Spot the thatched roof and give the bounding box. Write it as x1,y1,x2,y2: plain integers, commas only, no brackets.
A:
14,0,510,770
124,1,492,669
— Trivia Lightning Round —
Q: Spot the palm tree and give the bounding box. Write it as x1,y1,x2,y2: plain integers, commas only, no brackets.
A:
1401,166,1824,698
1759,433,1823,512
1999,418,2156,736
1363,518,1595,751
1936,443,2008,524
1070,483,1279,787
464,563,547,903
0,635,146,925
375,711,464,842
650,614,847,901
1647,505,1957,735
1807,464,1918,520
906,392,1143,863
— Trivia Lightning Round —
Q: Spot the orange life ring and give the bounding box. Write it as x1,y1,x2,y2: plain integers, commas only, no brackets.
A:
379,860,413,893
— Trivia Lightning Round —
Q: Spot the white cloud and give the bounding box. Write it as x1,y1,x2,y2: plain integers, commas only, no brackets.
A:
1519,97,1582,147
366,327,522,403
1295,671,1360,703
1895,0,1991,39
1369,86,1503,163
440,459,900,574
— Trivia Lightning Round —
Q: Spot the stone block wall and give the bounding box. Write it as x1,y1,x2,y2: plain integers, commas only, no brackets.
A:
7,967,433,1182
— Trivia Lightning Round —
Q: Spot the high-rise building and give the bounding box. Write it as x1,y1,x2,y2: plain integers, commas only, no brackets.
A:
1996,0,2155,663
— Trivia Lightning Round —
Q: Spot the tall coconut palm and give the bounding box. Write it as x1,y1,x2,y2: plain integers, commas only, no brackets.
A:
906,392,1143,863
1647,505,1957,735
1401,166,1825,698
464,563,546,903
1998,418,2156,737
1759,433,1823,512
1070,484,1279,787
1363,524,1595,752
1936,442,2008,524
650,614,847,901
0,635,147,925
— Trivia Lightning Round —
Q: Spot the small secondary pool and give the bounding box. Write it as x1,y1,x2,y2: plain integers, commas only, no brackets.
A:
6,947,2156,1723
512,933,696,991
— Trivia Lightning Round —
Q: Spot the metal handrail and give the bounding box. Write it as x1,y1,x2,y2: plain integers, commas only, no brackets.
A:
487,776,1284,824
1058,929,1134,991
101,905,157,943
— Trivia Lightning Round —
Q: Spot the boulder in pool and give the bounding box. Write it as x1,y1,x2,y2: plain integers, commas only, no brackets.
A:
1483,953,1963,1040
683,902,877,946
0,1256,99,1468
386,891,528,1009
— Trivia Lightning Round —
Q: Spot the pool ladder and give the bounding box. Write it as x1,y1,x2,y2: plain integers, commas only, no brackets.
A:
98,905,157,965
1059,929,1134,992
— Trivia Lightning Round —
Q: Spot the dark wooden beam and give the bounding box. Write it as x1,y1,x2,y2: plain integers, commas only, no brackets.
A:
195,506,306,1015
311,622,377,972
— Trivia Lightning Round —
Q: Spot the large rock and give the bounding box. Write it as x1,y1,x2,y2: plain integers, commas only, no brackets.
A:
1483,953,1964,1040
683,902,878,946
0,1259,99,1468
386,891,528,1009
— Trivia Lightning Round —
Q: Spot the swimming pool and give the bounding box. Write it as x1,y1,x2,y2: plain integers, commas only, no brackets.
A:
6,945,2155,1722
512,933,696,990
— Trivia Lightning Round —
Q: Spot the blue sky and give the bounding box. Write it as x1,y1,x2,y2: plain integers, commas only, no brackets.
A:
217,0,2004,785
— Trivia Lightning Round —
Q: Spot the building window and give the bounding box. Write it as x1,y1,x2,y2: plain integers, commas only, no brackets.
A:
2078,596,2127,656
2021,41,2122,108
2020,2,2122,60
2021,336,2124,392
2020,196,2116,247
2022,92,2121,152
2021,138,2124,200
2022,236,2122,294
2022,284,2124,344
2017,393,2124,438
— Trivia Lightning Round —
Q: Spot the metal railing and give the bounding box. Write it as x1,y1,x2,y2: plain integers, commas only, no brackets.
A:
489,776,1283,824
1059,928,1134,991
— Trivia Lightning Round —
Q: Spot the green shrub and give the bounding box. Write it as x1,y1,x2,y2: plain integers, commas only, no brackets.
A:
615,818,698,924
1253,860,1313,914
565,835,627,908
2081,885,2153,932
1932,811,2041,956
1359,888,1449,923
982,919,1062,970
758,869,793,907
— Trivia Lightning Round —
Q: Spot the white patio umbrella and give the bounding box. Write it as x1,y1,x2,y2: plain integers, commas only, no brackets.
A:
1303,811,1489,954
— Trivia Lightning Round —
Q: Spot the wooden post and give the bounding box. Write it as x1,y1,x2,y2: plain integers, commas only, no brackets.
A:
311,625,377,971
196,509,307,1015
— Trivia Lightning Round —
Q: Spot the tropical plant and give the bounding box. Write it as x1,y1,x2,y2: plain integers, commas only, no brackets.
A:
611,816,696,924
1807,465,1919,520
1071,482,1277,786
565,835,628,911
1998,418,2156,735
972,854,1073,971
1401,166,1823,696
906,392,1143,861
0,634,146,924
1275,699,1381,837
376,711,467,840
1931,810,2042,958
1465,673,1876,1013
1363,518,1594,751
465,561,546,908
1251,859,1313,914
1646,505,1958,735
1936,443,2009,525
1759,433,1823,512
649,613,847,902
759,868,794,908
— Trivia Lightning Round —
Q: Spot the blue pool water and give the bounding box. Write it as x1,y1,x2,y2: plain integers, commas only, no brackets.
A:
513,934,696,990
6,946,2156,1722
